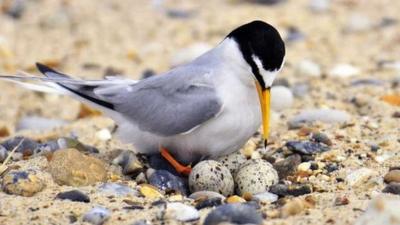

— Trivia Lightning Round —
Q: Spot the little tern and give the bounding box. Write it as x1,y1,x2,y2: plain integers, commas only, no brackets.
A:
0,20,285,175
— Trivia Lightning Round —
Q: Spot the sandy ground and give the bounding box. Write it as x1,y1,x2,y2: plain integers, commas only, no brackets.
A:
0,0,400,224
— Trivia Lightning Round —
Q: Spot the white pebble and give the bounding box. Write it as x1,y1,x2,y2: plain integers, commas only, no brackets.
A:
253,192,278,203
271,86,294,111
346,168,374,186
166,202,200,222
346,14,372,32
82,206,111,225
170,43,212,67
309,0,330,12
96,129,112,141
355,196,400,225
295,59,321,77
329,64,360,78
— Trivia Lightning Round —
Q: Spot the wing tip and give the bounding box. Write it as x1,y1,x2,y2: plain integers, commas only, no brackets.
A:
36,62,58,75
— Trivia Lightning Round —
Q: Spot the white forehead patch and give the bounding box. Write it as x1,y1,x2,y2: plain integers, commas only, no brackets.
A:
252,55,284,87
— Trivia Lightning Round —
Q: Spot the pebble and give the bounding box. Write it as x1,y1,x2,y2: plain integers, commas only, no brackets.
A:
95,129,112,141
354,196,400,225
291,83,310,98
141,69,156,79
56,190,90,203
350,79,385,86
1,136,39,157
271,86,294,111
82,206,111,225
189,191,226,201
218,152,247,176
226,195,246,203
16,116,67,132
38,137,99,154
250,0,286,5
309,0,330,13
148,154,177,175
382,183,400,195
384,170,400,183
170,43,212,67
2,170,45,197
288,109,351,128
98,183,138,196
189,160,234,196
48,148,107,186
204,203,263,225
0,145,8,162
195,197,223,210
281,197,314,218
346,168,374,186
2,0,26,19
165,202,200,222
148,170,188,195
269,184,313,197
345,14,372,33
253,191,279,203
328,64,360,78
112,150,144,176
139,184,164,199
295,59,321,77
286,141,330,155
286,26,305,42
273,154,302,179
235,159,279,195
311,132,332,146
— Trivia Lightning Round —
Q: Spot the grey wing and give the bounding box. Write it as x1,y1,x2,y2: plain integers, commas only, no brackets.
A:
101,73,223,136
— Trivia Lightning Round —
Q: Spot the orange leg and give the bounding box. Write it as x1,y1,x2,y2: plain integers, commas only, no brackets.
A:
160,147,192,176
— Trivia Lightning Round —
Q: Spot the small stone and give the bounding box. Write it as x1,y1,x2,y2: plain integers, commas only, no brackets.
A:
269,184,313,197
281,197,314,218
189,191,226,201
271,86,294,111
350,79,385,86
56,190,90,203
95,129,112,141
286,26,305,42
249,0,286,5
346,168,374,186
112,150,144,176
204,203,263,225
148,170,188,195
309,0,330,13
273,154,302,179
54,137,99,153
165,202,200,222
189,160,234,196
297,162,312,172
253,191,278,203
354,196,400,225
82,206,110,225
98,183,138,196
295,59,321,77
288,109,351,128
148,154,177,175
334,195,350,206
139,184,164,199
48,148,107,186
170,43,212,67
0,145,8,163
329,64,360,78
2,0,26,19
195,197,223,210
286,141,330,155
218,152,247,176
226,195,246,203
291,83,310,98
235,159,278,195
381,95,400,106
392,112,400,118
2,170,45,197
345,14,372,32
1,136,39,157
141,69,156,79
16,116,67,132
382,183,400,195
384,170,400,183
311,132,332,146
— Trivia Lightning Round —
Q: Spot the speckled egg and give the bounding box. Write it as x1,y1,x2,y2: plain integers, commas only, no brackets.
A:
218,152,247,176
235,159,279,195
189,160,234,196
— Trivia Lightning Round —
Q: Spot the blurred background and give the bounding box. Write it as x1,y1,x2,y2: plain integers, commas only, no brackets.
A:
0,0,399,133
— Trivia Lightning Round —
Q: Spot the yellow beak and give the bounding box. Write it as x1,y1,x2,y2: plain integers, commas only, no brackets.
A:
255,82,271,147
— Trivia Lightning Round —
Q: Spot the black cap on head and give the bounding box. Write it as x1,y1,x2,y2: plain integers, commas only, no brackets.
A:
227,20,285,88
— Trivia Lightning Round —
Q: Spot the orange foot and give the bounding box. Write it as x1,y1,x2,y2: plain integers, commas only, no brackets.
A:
160,147,192,176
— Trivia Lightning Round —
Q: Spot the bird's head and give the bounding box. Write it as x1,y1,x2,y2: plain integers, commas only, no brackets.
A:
227,20,286,146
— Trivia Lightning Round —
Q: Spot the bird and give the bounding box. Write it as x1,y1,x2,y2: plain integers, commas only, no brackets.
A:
0,20,285,175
